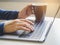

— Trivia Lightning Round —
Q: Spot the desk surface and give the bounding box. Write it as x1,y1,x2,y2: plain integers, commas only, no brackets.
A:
0,17,60,45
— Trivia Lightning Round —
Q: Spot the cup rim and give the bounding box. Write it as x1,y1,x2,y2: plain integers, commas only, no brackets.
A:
32,3,48,6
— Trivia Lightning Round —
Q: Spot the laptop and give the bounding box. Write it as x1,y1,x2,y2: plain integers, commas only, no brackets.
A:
0,4,59,43
0,16,52,43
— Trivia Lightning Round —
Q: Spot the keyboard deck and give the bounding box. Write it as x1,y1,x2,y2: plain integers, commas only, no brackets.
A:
18,20,50,39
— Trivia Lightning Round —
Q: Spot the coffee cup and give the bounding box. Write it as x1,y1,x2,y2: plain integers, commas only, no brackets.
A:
32,3,47,23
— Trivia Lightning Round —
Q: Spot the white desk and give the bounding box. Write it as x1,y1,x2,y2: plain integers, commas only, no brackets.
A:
0,17,60,45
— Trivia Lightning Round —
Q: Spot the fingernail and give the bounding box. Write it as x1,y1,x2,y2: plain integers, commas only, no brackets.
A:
31,29,34,32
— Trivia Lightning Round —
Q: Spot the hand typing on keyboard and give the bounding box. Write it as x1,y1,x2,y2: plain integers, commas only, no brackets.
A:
4,19,34,33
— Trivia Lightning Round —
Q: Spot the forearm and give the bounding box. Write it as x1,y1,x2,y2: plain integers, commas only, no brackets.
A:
0,9,18,20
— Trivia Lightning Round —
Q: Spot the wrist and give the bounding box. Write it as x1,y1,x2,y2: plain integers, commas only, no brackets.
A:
17,11,21,19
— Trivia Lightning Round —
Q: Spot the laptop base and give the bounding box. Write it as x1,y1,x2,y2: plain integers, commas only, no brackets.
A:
0,20,52,43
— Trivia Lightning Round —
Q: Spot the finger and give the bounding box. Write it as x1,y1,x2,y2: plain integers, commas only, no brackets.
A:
26,24,34,31
28,4,34,14
15,19,34,25
17,22,34,31
14,19,33,28
17,26,31,31
16,22,26,27
27,5,32,15
20,19,34,25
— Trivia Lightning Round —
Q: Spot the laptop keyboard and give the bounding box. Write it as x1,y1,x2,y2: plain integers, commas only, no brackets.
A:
19,20,48,39
30,21,48,39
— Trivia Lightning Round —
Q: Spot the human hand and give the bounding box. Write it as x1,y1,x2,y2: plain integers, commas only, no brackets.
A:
4,19,34,33
18,5,32,19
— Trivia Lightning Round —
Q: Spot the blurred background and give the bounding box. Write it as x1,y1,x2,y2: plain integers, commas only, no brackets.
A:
0,0,60,18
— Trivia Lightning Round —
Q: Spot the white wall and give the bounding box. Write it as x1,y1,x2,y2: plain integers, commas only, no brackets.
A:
0,0,60,18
